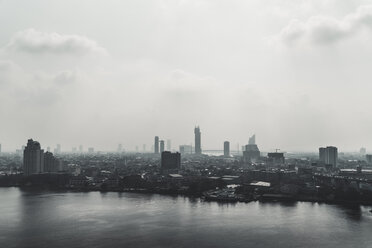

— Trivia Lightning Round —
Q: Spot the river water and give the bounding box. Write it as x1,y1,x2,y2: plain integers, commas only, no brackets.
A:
0,187,371,248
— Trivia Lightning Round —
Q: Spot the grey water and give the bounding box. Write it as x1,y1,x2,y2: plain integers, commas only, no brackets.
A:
0,187,372,248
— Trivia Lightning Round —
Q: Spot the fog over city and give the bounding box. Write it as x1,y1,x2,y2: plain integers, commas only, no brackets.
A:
1,0,372,152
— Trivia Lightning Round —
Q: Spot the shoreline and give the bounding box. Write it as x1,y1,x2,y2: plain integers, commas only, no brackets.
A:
2,185,372,207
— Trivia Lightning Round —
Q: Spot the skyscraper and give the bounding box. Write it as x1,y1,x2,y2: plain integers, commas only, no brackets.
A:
0,143,2,153
54,144,61,154
160,140,165,153
166,139,171,151
117,144,122,152
360,147,366,155
23,139,44,176
319,147,326,164
224,141,230,157
154,136,159,154
319,146,338,167
44,151,60,172
194,126,201,155
79,145,83,153
243,135,260,162
325,146,338,168
248,134,256,145
179,145,192,154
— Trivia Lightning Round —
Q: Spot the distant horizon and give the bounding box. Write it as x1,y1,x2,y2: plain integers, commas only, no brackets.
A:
0,137,369,155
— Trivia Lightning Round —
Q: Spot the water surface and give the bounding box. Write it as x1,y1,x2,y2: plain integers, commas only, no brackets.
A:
1,187,371,248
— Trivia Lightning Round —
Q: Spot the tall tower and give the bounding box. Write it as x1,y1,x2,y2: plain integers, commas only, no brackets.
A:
325,146,338,168
166,139,171,151
154,136,159,154
248,134,256,145
160,140,165,153
224,141,230,157
23,139,44,176
319,146,338,167
194,126,201,155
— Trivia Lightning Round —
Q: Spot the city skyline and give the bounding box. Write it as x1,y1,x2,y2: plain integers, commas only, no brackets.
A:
1,1,372,248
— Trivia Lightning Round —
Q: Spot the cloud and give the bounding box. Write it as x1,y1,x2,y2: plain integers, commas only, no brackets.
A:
53,70,77,84
276,5,372,46
5,29,107,55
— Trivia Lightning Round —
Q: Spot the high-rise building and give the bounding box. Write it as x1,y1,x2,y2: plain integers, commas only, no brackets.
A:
166,139,171,151
79,145,83,153
194,126,201,155
161,151,181,173
23,139,44,176
249,134,256,145
319,146,338,167
154,136,159,154
366,154,372,165
160,140,165,153
54,144,61,154
117,144,122,153
360,147,367,155
88,147,94,153
143,144,146,152
179,145,192,154
243,135,260,162
319,147,326,164
44,151,60,172
0,143,2,153
224,141,230,157
325,146,338,167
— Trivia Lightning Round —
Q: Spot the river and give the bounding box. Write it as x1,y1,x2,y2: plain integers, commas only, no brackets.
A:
0,187,371,248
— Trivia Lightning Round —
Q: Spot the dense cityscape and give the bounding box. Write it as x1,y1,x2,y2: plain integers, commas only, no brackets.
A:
1,126,372,205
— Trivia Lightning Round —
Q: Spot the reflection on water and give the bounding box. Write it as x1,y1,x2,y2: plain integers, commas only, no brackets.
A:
0,187,372,248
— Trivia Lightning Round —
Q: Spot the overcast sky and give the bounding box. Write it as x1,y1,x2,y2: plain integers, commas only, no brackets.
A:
1,0,372,152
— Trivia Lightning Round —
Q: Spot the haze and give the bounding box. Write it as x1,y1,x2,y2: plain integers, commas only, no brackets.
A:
1,0,372,152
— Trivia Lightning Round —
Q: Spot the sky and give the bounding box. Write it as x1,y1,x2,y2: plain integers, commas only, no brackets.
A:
1,0,372,152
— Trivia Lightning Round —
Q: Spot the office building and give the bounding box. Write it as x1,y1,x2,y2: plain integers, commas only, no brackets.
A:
224,141,230,157
243,135,260,162
79,145,83,153
160,140,165,153
161,151,181,173
360,147,366,155
88,147,94,153
179,145,193,154
167,139,171,151
319,146,338,168
194,126,202,155
154,136,159,154
319,147,326,164
366,154,372,165
44,151,60,172
23,139,44,176
117,144,123,153
325,146,338,167
248,134,256,145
